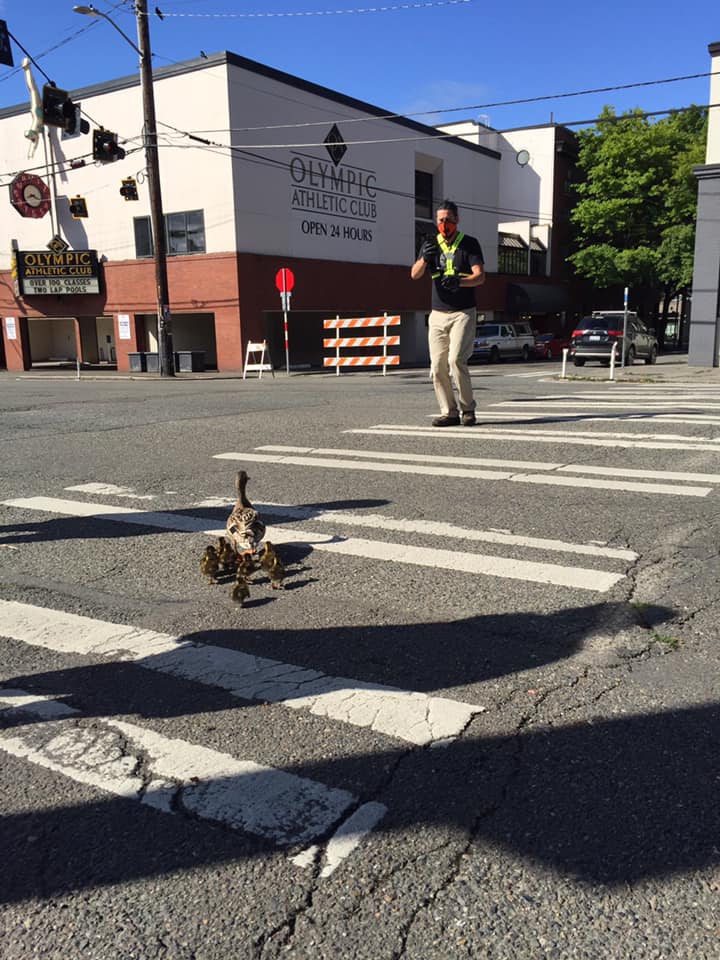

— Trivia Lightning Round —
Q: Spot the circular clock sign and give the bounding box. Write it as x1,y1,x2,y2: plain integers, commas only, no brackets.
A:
10,172,51,219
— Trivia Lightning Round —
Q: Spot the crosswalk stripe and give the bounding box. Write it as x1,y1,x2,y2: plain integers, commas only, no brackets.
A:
431,412,720,425
232,502,637,561
214,450,712,498
1,496,628,591
0,600,482,745
0,686,359,850
349,426,720,454
494,400,720,410
255,444,720,484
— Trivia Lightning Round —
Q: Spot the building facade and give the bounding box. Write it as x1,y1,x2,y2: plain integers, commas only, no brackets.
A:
0,51,576,373
688,41,720,366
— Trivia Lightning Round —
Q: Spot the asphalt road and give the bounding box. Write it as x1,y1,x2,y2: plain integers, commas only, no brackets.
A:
1,361,719,959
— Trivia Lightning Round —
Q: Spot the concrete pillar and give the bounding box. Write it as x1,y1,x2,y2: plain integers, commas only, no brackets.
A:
688,42,720,366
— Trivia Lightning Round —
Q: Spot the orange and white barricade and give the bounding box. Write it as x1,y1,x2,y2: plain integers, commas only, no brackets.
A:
323,313,400,376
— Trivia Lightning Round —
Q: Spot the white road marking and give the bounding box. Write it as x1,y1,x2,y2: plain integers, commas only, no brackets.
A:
349,426,720,453
214,450,712,498
557,464,720,483
0,690,355,848
257,443,562,471
1,497,629,591
0,600,483,745
0,688,79,719
494,400,720,410
356,424,720,443
65,482,155,500
319,801,388,877
420,412,720,425
249,502,637,561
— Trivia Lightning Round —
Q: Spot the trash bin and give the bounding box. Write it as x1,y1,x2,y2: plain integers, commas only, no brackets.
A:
175,350,206,372
128,352,146,372
144,352,159,372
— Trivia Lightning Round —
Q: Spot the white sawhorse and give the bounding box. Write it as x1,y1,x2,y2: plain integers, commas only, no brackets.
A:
243,340,275,379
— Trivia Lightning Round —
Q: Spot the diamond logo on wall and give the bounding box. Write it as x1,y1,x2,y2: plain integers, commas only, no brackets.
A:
324,124,347,166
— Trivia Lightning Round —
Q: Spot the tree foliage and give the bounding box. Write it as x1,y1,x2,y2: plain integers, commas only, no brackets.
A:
569,105,706,318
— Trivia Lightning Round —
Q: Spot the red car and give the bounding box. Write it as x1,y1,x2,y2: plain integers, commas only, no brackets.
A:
534,333,571,359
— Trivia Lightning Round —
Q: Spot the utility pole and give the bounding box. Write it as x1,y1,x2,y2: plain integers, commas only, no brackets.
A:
135,0,174,376
74,2,175,376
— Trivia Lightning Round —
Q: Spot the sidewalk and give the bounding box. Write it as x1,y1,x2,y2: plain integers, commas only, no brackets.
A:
4,353,720,384
563,353,720,385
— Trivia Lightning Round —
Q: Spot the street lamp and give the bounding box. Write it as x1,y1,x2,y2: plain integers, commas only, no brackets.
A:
73,2,174,376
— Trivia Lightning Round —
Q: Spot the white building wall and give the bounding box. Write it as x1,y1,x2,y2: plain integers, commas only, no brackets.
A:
438,121,557,256
223,63,499,265
1,55,500,273
707,44,720,163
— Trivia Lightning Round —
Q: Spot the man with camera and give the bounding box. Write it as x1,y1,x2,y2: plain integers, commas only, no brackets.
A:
411,199,485,426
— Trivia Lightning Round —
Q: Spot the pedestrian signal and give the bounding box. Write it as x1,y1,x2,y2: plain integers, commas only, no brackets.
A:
69,196,88,219
120,178,139,201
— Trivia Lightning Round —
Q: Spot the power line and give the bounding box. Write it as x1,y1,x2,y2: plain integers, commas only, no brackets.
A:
143,0,472,17
186,71,720,134
155,100,713,151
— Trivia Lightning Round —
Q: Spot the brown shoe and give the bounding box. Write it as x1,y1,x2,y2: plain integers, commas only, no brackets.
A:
432,414,461,427
461,412,477,426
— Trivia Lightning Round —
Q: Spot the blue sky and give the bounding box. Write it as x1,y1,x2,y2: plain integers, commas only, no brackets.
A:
0,0,718,132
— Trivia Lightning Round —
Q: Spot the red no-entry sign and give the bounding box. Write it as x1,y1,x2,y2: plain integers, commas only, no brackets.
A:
275,267,295,293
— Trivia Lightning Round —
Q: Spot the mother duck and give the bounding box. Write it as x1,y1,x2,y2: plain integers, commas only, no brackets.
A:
225,470,266,558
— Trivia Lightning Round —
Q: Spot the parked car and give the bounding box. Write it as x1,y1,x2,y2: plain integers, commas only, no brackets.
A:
471,321,535,363
534,332,571,359
568,315,658,366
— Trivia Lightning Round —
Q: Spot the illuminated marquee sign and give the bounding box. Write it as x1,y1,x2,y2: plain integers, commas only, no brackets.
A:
16,249,101,296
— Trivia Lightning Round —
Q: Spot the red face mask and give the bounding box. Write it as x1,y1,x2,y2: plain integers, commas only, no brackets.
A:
438,221,457,240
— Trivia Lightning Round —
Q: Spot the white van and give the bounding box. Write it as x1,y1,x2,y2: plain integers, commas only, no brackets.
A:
471,321,535,363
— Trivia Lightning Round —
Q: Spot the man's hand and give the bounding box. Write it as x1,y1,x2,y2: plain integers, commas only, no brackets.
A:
440,274,460,293
419,239,439,263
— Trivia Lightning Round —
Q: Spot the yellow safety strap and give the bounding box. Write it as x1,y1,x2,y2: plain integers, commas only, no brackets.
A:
431,231,467,278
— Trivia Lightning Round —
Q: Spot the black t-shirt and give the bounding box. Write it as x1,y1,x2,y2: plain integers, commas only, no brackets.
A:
428,232,484,311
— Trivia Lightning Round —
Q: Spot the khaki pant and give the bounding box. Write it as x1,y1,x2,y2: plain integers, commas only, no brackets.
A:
428,307,476,416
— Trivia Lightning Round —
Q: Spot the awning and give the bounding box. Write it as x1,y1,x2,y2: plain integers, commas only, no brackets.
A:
506,282,573,314
499,232,527,249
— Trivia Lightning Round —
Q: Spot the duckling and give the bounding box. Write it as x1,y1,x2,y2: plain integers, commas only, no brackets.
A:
236,551,257,579
200,544,220,584
260,540,286,590
225,470,266,558
216,536,237,574
230,574,250,606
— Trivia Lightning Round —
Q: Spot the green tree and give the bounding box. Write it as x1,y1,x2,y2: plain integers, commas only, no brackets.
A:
569,105,706,338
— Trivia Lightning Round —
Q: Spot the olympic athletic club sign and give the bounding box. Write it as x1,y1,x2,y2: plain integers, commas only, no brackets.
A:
16,249,101,296
290,124,377,244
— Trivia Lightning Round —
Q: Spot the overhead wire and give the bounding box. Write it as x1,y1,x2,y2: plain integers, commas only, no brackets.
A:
138,0,473,17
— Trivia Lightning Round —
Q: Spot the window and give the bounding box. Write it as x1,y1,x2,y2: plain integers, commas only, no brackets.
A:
497,233,528,275
529,237,546,277
415,170,433,220
414,170,435,255
134,210,206,258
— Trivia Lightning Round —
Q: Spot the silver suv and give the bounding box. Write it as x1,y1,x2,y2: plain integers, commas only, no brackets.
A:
471,321,535,363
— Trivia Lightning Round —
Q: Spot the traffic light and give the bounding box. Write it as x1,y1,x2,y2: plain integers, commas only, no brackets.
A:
42,84,75,131
63,104,90,138
93,128,125,163
69,196,88,219
120,178,139,201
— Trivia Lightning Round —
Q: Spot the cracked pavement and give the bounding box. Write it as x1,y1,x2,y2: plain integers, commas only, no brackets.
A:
1,367,720,959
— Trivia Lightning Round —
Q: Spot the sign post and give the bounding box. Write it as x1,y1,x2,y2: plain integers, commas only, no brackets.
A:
275,267,295,374
621,286,629,368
